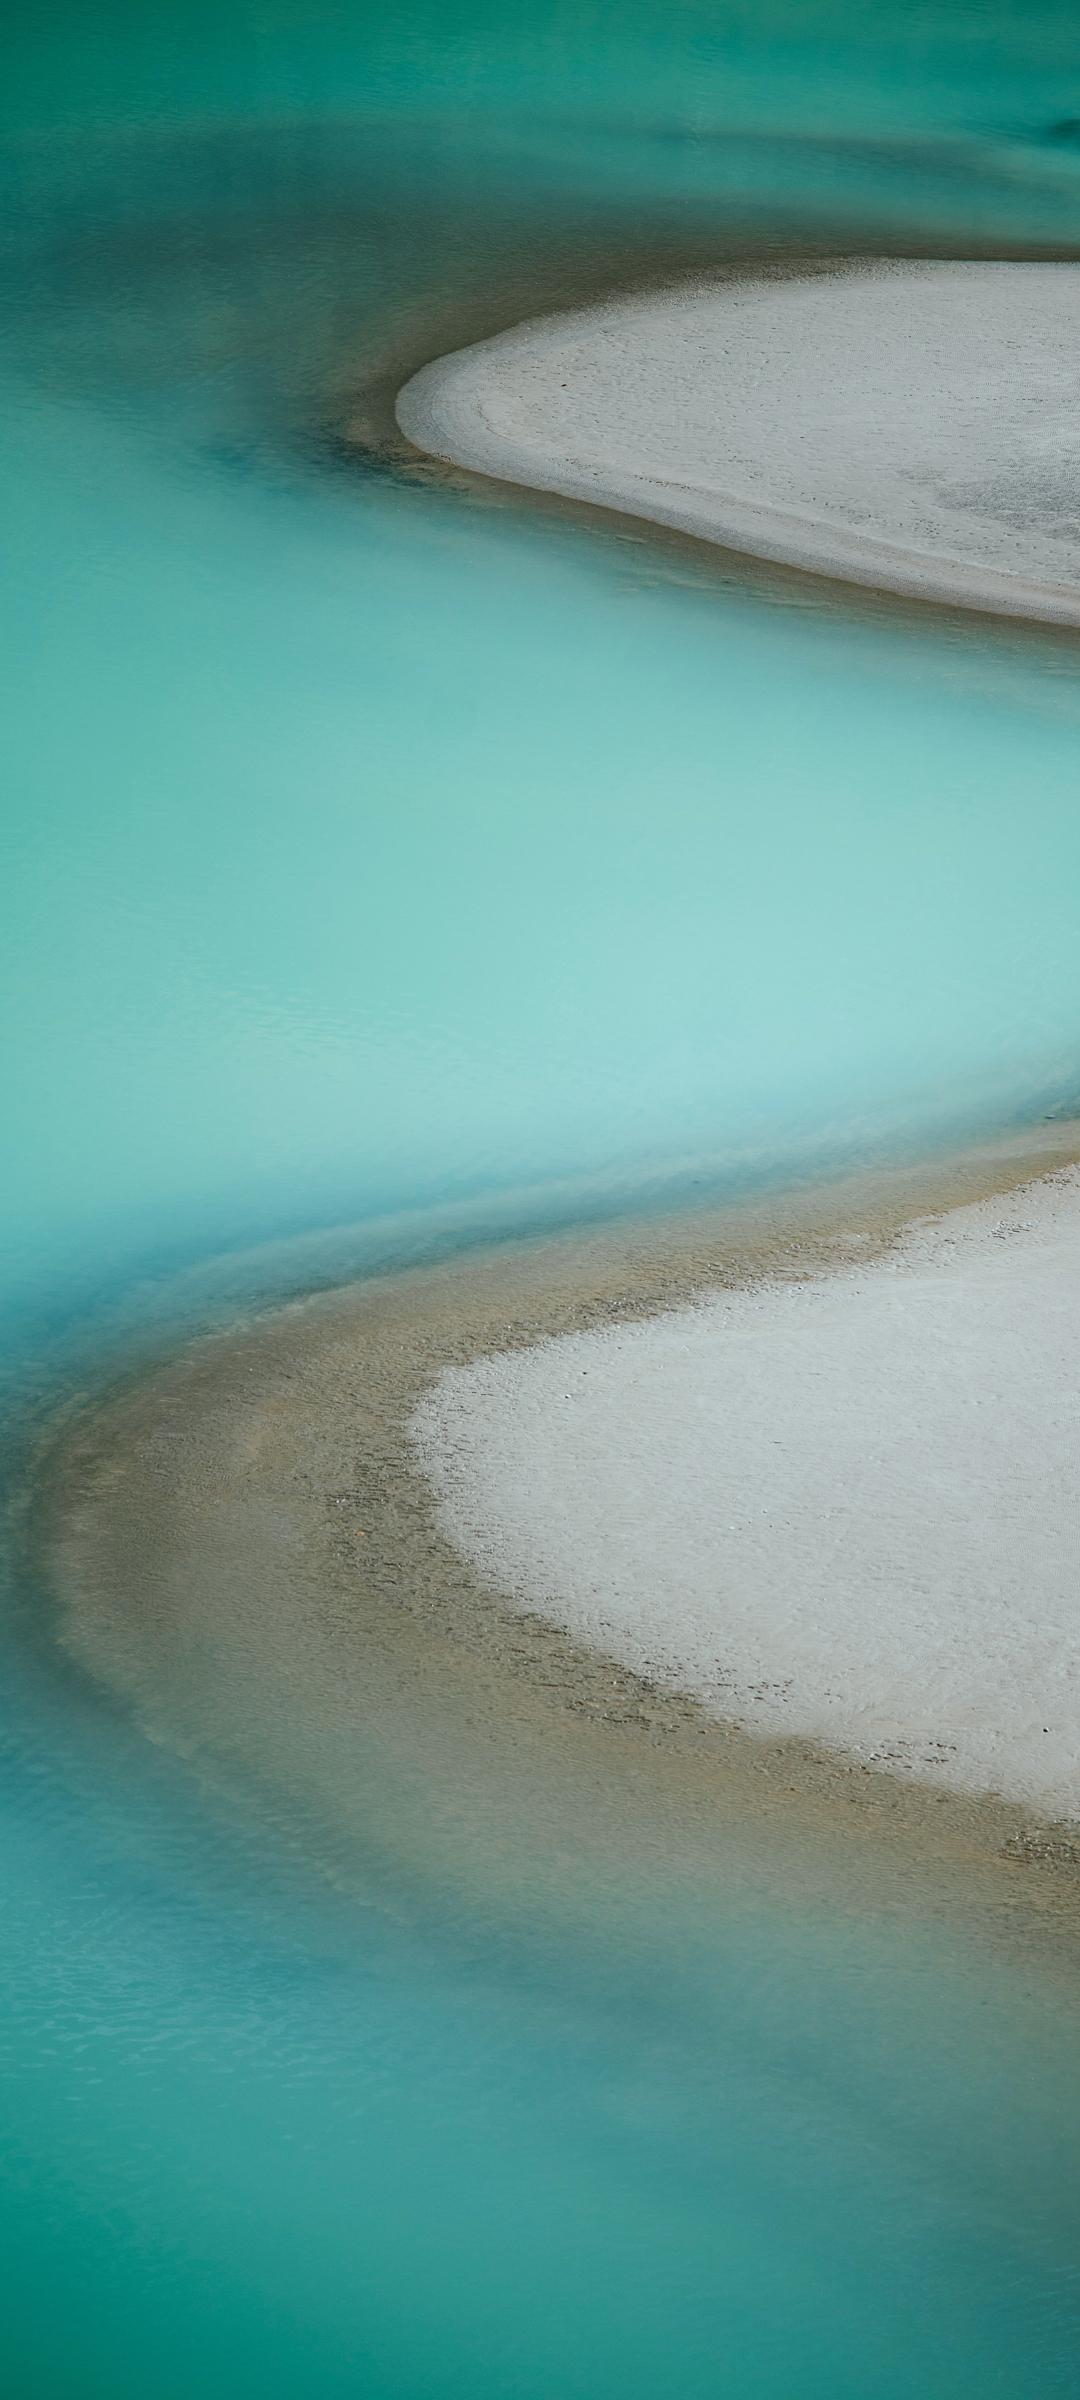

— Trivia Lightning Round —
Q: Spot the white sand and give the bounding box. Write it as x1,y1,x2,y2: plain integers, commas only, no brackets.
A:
412,1171,1080,1815
397,262,1080,620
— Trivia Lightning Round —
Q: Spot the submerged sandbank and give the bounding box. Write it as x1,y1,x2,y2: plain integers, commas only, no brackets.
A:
397,262,1080,620
414,1168,1080,1820
34,1126,1080,1943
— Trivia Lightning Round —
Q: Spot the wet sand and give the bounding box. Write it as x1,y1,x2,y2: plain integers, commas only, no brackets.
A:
33,1124,1080,1957
397,262,1080,622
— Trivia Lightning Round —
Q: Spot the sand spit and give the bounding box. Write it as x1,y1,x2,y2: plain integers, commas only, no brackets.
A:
35,1127,1080,1939
414,1169,1080,1819
397,262,1080,621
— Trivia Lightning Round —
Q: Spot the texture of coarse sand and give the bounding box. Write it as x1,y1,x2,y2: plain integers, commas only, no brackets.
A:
397,262,1080,619
413,1170,1080,1816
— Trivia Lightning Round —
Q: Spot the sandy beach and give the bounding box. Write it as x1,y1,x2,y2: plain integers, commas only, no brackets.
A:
414,1168,1080,1819
397,262,1080,620
36,1128,1080,1931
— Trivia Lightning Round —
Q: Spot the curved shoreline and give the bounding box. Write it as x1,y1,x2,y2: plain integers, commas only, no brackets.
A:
33,1125,1080,1939
416,1167,1080,1822
397,262,1080,622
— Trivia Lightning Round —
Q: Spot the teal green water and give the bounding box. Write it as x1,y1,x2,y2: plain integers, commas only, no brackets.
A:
4,7,1080,2393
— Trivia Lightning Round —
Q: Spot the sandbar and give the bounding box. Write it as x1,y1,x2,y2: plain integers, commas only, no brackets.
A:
36,1129,1080,1933
414,1168,1080,1818
397,262,1080,620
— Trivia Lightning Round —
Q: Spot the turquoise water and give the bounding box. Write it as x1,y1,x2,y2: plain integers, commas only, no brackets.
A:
4,6,1080,2392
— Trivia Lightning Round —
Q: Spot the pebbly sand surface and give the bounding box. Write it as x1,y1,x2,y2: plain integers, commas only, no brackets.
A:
414,1168,1080,1820
397,262,1080,621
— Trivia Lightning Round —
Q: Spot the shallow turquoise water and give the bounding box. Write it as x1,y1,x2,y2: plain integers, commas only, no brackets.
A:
4,7,1080,2393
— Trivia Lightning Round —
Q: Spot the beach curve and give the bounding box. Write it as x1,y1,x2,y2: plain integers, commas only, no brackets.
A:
35,1129,1080,1893
397,261,1080,621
